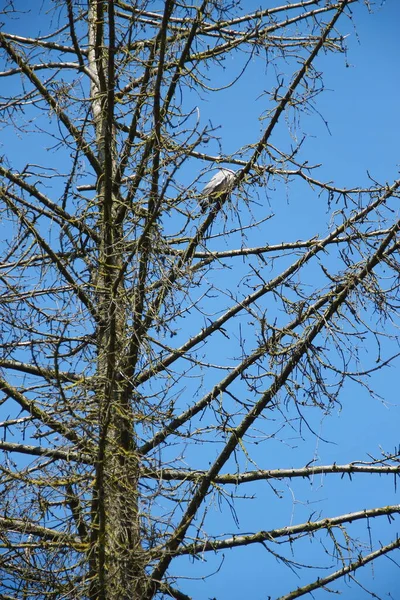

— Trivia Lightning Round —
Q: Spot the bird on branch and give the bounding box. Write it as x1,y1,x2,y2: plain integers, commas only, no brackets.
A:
200,168,235,213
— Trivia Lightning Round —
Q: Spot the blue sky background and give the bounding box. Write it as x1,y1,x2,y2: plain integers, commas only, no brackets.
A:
1,1,400,599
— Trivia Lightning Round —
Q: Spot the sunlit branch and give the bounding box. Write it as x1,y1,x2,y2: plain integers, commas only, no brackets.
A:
0,441,92,464
143,461,400,484
0,358,80,383
189,2,353,63
190,228,394,262
0,32,83,54
171,505,400,557
0,61,85,77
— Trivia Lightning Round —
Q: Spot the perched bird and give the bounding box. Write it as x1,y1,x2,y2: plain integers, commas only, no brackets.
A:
200,168,235,212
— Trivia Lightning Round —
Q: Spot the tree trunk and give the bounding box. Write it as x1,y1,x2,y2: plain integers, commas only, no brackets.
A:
87,2,145,596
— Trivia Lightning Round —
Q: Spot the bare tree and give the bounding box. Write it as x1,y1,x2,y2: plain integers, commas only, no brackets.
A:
0,1,399,598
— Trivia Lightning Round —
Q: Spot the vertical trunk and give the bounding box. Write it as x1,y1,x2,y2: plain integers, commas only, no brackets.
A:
87,1,145,597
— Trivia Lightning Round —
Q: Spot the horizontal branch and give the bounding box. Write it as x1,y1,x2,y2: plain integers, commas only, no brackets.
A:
123,1,354,63
0,358,81,383
0,32,83,54
173,504,400,556
0,61,84,77
0,440,93,464
189,2,353,63
144,461,400,483
189,228,393,261
119,0,322,27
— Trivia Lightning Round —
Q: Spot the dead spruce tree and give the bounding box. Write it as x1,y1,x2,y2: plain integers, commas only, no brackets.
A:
0,1,399,598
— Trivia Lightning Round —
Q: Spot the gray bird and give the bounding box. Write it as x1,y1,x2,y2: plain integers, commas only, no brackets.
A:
200,168,235,212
